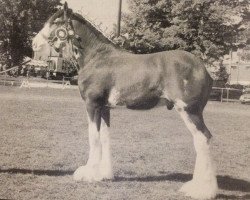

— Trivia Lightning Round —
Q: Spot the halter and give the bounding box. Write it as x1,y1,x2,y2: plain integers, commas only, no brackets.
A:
48,19,76,47
47,14,82,71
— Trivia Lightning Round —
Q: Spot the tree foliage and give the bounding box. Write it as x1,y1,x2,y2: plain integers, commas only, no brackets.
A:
121,0,249,63
0,0,61,67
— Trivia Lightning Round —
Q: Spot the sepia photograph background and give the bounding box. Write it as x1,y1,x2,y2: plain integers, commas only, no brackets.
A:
0,0,249,199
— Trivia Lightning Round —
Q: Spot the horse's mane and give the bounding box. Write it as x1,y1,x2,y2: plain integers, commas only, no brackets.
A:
72,12,115,43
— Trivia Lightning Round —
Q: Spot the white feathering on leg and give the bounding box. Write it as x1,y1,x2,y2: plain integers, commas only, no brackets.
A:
180,133,218,199
73,116,113,182
73,117,103,182
100,118,113,179
175,99,218,200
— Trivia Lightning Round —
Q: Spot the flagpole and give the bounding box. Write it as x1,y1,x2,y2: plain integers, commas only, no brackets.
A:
117,0,122,37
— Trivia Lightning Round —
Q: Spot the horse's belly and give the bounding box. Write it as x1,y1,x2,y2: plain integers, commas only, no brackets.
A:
125,96,160,110
108,87,162,110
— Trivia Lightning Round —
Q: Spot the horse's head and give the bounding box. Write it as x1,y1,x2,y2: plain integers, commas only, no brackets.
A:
33,2,81,60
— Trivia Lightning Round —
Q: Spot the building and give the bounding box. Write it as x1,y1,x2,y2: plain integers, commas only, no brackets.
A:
32,43,75,77
223,47,250,86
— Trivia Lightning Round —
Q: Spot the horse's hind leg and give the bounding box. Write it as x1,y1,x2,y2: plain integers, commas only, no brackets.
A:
175,100,218,200
74,102,113,181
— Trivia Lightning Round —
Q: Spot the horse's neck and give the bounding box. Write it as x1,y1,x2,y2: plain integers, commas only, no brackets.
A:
75,21,116,65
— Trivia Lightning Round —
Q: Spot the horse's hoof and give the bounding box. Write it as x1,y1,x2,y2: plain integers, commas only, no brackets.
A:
73,165,113,182
73,165,100,182
179,179,218,200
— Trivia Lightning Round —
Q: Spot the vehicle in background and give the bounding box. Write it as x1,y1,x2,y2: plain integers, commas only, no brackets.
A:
239,88,250,104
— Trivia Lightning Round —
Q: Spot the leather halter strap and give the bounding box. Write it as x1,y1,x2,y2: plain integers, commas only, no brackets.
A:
48,18,74,43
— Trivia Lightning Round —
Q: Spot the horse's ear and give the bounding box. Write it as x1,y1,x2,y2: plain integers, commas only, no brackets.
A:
64,2,69,22
64,2,68,11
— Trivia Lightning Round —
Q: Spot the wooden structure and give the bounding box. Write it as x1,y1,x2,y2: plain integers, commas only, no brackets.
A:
223,47,250,86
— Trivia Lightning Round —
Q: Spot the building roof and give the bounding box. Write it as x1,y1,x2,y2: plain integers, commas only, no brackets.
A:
25,59,47,67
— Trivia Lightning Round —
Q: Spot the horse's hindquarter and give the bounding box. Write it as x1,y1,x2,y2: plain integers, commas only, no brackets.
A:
157,50,212,105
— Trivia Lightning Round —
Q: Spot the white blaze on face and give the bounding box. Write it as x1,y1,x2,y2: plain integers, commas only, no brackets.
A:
32,23,51,51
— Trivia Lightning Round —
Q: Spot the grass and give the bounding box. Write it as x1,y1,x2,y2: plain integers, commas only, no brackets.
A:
0,86,249,200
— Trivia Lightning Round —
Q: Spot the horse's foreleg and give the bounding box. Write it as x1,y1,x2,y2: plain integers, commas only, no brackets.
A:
99,107,113,179
175,100,218,200
74,104,113,181
74,103,103,182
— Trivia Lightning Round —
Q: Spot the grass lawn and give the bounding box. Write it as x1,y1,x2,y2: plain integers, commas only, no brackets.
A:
0,86,249,200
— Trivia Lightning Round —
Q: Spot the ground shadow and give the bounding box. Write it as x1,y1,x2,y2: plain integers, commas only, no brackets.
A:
216,194,250,200
114,173,192,183
0,199,13,200
114,173,250,193
217,176,250,193
0,168,249,193
0,168,74,177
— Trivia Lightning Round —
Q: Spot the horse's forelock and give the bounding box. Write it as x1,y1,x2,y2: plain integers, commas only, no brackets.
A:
47,8,74,25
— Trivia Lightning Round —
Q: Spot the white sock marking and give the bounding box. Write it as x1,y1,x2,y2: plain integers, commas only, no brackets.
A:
73,114,113,181
100,119,113,178
87,120,102,166
175,99,218,199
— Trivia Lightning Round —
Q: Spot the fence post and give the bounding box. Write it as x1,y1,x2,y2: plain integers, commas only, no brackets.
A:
220,88,224,102
46,71,49,88
226,88,229,102
4,72,6,86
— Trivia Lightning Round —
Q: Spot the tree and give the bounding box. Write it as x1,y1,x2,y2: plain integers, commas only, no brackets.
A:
0,0,61,67
121,0,249,64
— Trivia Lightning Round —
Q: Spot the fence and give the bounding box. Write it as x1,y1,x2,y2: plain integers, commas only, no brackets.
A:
0,75,75,89
211,87,242,102
0,62,76,89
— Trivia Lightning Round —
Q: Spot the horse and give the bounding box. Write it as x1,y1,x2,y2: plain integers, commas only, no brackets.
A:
32,3,218,199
